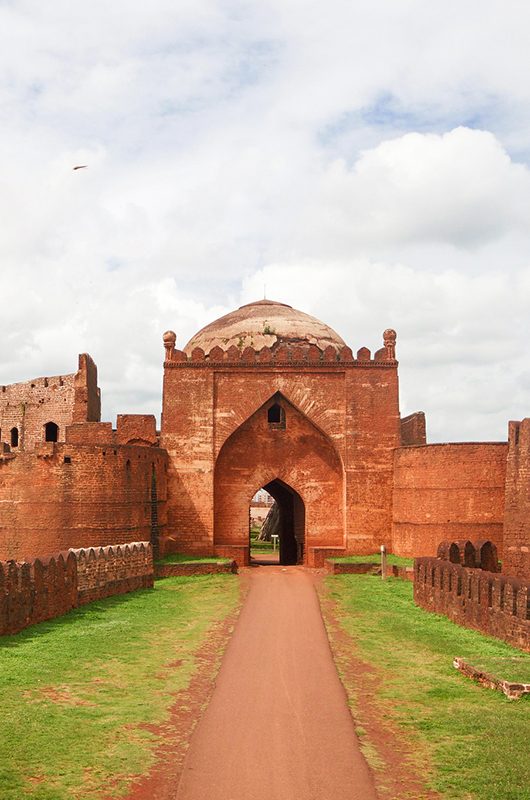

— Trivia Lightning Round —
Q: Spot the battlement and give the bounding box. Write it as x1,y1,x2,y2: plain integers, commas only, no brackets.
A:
414,556,529,652
0,542,153,636
163,336,398,368
163,326,397,368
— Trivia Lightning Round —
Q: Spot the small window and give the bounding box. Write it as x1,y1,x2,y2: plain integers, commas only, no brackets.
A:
44,421,59,442
10,427,19,447
267,403,285,429
64,456,72,464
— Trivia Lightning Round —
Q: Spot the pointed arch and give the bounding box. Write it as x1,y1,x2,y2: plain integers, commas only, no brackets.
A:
215,388,346,472
214,393,345,564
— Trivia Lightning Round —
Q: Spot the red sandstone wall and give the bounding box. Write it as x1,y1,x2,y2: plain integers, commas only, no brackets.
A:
0,542,153,636
503,420,530,579
414,557,529,653
0,437,167,561
400,412,426,445
0,353,100,451
161,351,400,557
392,443,508,558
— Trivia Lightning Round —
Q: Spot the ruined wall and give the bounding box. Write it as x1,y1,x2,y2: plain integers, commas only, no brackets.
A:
0,430,167,561
0,542,153,636
161,340,400,558
0,354,100,451
414,557,529,653
503,420,530,579
400,412,426,445
392,443,508,557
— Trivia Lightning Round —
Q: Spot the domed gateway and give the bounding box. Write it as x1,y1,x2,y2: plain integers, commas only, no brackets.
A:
184,299,347,355
161,299,407,567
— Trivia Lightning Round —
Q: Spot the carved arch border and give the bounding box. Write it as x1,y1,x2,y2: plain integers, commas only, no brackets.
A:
214,385,347,471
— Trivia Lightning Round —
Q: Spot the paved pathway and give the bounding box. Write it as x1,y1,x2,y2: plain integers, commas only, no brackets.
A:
175,566,377,800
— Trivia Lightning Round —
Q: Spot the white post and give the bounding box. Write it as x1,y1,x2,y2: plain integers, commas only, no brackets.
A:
380,544,387,580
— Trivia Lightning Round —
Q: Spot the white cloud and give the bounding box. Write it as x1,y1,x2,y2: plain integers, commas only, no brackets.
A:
0,1,529,440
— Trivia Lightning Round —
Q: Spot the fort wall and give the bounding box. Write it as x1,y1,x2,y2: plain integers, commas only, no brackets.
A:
0,354,100,451
392,443,508,557
503,419,530,579
0,429,167,561
414,557,529,653
0,542,153,636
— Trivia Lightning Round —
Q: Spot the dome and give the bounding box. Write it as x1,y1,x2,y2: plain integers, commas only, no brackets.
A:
184,299,346,355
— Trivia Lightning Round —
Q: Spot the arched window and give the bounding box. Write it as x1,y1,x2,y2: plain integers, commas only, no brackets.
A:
44,421,59,442
267,403,285,429
10,427,18,447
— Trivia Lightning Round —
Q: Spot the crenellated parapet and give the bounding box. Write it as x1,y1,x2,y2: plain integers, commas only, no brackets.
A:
162,330,398,368
414,555,529,652
0,541,153,636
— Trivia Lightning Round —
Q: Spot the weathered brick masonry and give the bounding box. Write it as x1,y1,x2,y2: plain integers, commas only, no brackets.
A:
161,301,402,565
0,418,167,561
503,420,530,579
392,443,508,558
0,542,153,636
414,556,529,652
0,353,100,451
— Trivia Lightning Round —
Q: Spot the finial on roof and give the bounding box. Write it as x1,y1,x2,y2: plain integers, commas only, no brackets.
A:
383,329,397,360
163,330,177,361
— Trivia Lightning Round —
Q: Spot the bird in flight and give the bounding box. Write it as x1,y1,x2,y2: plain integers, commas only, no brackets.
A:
73,165,88,170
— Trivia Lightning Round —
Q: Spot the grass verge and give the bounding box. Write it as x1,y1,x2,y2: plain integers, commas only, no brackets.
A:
155,553,231,564
329,553,413,566
0,574,239,800
324,575,529,800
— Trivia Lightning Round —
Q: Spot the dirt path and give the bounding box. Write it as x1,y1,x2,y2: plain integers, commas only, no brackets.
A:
175,565,377,800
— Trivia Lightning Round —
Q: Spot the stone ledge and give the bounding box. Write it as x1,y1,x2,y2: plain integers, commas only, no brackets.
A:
453,657,530,700
155,560,237,578
325,561,414,580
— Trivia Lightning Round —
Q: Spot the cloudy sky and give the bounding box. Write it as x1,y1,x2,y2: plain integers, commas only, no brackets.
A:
1,0,529,441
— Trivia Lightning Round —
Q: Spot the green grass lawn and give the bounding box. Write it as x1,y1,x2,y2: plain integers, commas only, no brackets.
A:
324,575,530,800
156,553,231,564
0,575,239,800
250,533,276,554
329,553,413,566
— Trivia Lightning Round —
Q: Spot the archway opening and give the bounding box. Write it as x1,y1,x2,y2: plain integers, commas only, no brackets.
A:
44,421,59,442
249,479,305,566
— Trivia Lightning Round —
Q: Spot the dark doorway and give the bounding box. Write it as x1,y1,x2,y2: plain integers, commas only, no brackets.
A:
249,479,305,566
